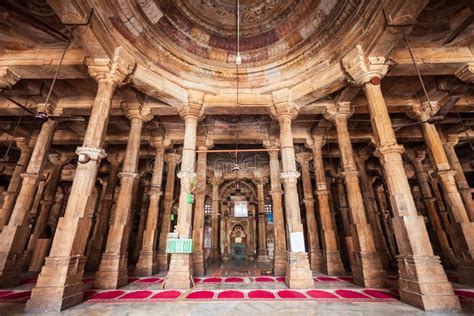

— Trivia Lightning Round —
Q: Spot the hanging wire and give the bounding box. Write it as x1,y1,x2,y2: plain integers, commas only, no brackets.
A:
455,106,474,151
236,0,241,106
3,96,29,161
401,31,434,113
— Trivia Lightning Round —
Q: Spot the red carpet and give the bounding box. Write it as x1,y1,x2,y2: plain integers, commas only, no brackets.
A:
89,290,125,300
255,277,274,283
217,290,245,299
277,290,306,299
186,290,215,299
338,276,353,282
335,290,370,299
275,277,285,282
202,277,222,283
306,290,339,299
316,276,339,282
151,290,182,299
248,290,276,299
224,277,244,283
1,291,31,300
119,290,153,300
0,291,13,297
455,290,474,299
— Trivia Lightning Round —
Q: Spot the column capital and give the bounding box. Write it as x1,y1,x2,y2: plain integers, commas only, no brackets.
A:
76,146,107,162
405,148,426,163
355,147,372,163
280,171,300,180
295,151,313,165
263,139,280,158
341,45,388,86
375,144,405,159
165,153,181,165
15,137,30,152
122,102,153,122
0,67,20,89
106,152,124,165
179,90,205,121
455,63,474,83
445,134,459,147
271,89,299,121
323,101,354,122
407,101,439,121
87,47,135,87
209,177,223,186
197,136,214,150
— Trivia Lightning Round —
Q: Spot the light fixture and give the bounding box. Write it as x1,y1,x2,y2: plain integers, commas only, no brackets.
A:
236,0,241,65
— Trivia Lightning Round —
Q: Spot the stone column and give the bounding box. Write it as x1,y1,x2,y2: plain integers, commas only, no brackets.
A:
157,153,181,271
192,144,209,276
324,103,385,287
355,149,391,270
136,139,166,276
24,153,70,267
406,149,457,269
0,137,35,231
164,90,204,289
264,142,287,275
255,175,270,262
410,102,474,285
295,152,323,272
209,176,223,260
442,134,474,221
342,45,460,310
25,49,135,313
271,89,313,289
131,177,150,263
0,119,57,286
308,135,345,275
86,153,122,272
95,104,149,289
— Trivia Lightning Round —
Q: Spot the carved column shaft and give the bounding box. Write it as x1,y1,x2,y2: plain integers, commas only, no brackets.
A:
95,114,144,289
0,119,57,287
310,141,345,275
136,145,165,276
296,153,323,272
209,177,222,260
191,150,208,276
256,179,269,262
267,149,286,275
0,137,35,231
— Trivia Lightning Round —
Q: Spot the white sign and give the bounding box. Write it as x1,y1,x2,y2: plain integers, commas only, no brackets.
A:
290,232,306,253
234,201,248,217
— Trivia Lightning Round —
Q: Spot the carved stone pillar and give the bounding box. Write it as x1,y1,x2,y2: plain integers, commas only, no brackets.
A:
0,137,35,231
442,134,474,221
255,175,270,262
0,119,57,287
406,149,457,269
24,153,71,269
164,90,204,289
25,49,135,313
271,89,313,289
308,135,345,275
295,152,323,272
192,144,209,276
264,142,287,275
157,153,181,271
86,153,122,272
136,139,166,276
355,149,391,270
95,104,149,289
410,102,474,285
342,45,460,310
324,103,385,287
209,176,223,260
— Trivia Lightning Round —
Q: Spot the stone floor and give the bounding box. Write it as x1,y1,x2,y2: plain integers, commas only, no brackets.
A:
0,260,472,315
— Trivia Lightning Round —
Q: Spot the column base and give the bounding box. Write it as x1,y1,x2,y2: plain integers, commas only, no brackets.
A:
25,256,87,313
398,255,461,311
322,250,345,276
273,251,287,276
135,251,158,277
157,253,169,272
284,252,313,289
94,253,128,289
309,249,324,273
351,251,386,288
0,253,21,287
164,254,192,289
192,251,205,276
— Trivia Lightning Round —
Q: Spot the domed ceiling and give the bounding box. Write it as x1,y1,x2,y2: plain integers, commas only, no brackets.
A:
96,0,368,91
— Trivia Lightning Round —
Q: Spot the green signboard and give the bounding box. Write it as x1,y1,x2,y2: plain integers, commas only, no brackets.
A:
166,238,193,253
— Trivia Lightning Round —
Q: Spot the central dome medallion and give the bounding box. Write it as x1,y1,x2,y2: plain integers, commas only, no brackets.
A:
176,0,301,37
